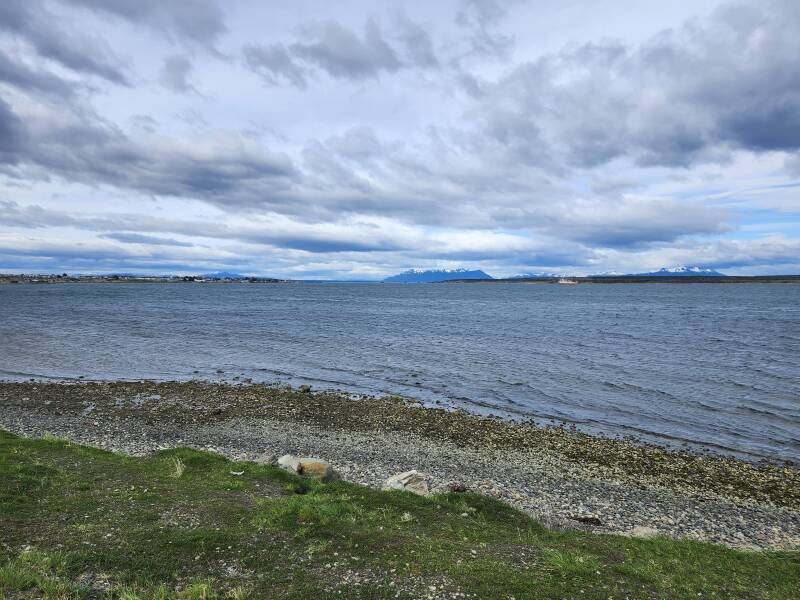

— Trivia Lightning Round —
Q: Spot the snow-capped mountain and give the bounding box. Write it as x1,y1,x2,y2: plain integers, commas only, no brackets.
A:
383,268,493,283
627,266,726,277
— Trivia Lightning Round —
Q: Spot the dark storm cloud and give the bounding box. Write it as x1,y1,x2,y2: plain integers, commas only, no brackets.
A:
62,0,227,49
159,55,196,93
472,0,800,169
0,0,129,85
244,18,438,87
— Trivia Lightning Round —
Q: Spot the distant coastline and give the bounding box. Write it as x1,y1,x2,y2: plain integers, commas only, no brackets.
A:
0,274,287,285
446,275,800,284
3,273,800,284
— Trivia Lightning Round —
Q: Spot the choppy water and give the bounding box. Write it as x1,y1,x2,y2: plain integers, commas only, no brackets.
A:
1,282,798,461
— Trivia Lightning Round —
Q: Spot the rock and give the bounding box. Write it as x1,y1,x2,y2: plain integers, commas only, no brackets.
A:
446,481,469,493
298,459,338,483
277,454,301,472
630,526,660,538
254,453,277,466
276,454,338,482
298,385,312,393
382,470,430,496
570,514,603,526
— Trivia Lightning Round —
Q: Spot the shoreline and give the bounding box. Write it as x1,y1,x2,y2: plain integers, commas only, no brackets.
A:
2,374,785,465
1,380,798,550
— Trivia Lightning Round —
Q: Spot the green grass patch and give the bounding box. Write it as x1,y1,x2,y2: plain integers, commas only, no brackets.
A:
1,429,797,598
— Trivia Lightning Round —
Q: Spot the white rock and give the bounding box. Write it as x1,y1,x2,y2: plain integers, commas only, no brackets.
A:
277,454,301,473
382,470,429,495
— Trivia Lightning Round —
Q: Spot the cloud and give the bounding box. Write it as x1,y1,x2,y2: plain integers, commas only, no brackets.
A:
455,0,520,59
786,154,800,177
0,50,77,97
603,235,800,274
293,20,401,80
395,17,439,69
100,232,194,247
545,197,729,247
469,0,800,170
0,98,27,165
0,0,129,85
244,18,438,87
242,43,309,88
62,0,227,49
0,233,251,274
0,92,296,203
159,55,196,93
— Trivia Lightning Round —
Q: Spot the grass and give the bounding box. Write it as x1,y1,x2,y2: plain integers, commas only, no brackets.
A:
1,430,797,599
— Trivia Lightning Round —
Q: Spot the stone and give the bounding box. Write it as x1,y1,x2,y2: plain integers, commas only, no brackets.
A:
630,526,660,538
298,459,338,483
276,454,338,482
382,470,430,495
446,481,469,493
569,514,603,526
277,454,301,472
254,453,277,466
298,385,312,393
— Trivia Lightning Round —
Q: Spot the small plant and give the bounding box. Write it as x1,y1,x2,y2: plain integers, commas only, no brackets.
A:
171,457,186,478
115,583,170,599
306,540,331,556
226,586,249,599
177,580,216,599
0,549,85,598
541,548,601,575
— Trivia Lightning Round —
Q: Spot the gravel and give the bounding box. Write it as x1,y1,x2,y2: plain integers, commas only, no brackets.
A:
1,380,798,551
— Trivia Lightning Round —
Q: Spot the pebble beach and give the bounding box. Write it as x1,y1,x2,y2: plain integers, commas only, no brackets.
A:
1,380,798,551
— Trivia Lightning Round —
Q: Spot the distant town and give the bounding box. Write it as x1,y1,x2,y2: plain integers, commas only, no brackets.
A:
0,273,285,284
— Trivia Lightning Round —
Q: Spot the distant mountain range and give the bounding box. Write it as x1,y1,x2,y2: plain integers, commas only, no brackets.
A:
382,265,726,283
383,268,493,283
508,272,564,279
510,266,727,278
620,266,726,277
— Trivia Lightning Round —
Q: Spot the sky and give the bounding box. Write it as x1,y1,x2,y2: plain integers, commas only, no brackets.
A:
1,0,799,279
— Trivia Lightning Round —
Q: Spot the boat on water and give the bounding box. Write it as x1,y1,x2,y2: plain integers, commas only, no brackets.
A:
558,278,578,285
